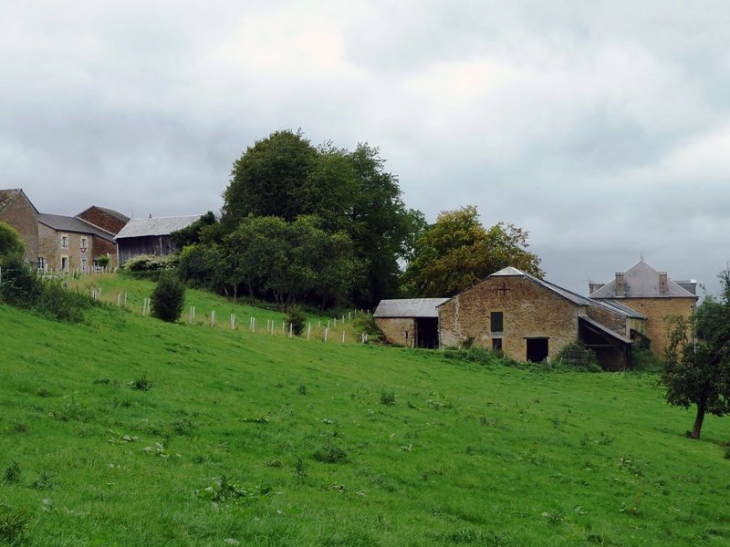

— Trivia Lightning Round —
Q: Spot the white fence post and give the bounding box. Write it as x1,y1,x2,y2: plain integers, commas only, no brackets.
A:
231,314,235,330
211,310,216,327
341,331,345,343
324,327,329,342
307,323,311,340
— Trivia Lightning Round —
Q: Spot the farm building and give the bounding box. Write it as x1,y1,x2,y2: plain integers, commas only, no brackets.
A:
589,260,698,357
437,267,646,370
0,189,127,271
373,298,449,348
115,215,201,265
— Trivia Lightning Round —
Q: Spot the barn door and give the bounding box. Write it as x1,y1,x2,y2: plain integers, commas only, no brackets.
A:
526,338,549,362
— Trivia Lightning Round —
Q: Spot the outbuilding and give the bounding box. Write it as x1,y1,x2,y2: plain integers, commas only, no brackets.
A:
373,298,449,348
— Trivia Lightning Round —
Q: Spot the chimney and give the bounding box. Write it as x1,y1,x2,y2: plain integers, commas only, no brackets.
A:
588,281,604,295
659,272,668,295
148,214,153,219
615,272,625,297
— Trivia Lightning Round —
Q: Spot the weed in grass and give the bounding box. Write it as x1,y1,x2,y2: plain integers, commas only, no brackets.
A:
131,374,152,391
36,387,50,398
32,470,54,490
295,456,307,481
313,444,348,464
3,462,20,484
541,511,565,526
380,391,396,405
0,504,30,544
13,422,27,433
298,384,307,395
171,418,195,436
93,378,111,385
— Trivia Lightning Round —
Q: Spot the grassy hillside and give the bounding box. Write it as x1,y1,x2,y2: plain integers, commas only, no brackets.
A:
1,279,729,546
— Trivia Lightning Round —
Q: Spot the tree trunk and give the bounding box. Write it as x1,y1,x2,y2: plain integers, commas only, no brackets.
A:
690,399,707,439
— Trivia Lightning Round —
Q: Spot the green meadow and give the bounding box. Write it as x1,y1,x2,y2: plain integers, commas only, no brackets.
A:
1,276,729,546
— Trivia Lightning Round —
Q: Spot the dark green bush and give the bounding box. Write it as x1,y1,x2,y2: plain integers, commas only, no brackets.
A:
286,306,307,336
151,273,186,322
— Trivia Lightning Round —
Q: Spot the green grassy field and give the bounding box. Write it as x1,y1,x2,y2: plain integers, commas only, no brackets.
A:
1,276,730,546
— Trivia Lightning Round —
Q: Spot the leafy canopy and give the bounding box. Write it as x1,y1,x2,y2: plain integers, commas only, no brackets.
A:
402,205,543,297
0,222,26,264
661,269,730,439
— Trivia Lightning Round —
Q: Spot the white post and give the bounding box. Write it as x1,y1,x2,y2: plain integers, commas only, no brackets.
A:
342,314,345,324
349,312,352,321
189,306,194,324
334,318,337,327
289,323,293,338
282,321,285,334
324,327,329,342
231,314,235,330
342,331,345,343
211,310,216,327
307,323,311,340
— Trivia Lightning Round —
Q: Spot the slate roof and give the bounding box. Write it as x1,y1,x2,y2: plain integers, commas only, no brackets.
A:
589,261,697,299
38,214,115,242
579,316,633,344
115,215,201,239
373,298,449,318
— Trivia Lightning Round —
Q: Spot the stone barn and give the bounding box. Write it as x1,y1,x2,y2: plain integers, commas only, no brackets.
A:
438,267,645,370
373,298,449,348
589,260,698,358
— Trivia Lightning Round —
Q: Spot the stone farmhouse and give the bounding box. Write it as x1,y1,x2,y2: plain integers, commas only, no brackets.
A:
376,261,696,369
0,189,129,272
373,298,449,349
115,215,201,266
589,260,698,358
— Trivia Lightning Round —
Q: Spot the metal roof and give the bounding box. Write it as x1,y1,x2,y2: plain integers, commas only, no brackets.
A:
38,214,115,242
590,260,697,299
115,215,201,239
491,266,593,306
373,298,449,318
593,299,646,319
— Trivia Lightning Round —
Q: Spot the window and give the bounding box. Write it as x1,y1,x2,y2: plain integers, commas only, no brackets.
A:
38,257,46,271
61,235,68,249
61,256,69,271
80,237,87,249
490,311,504,333
492,338,502,351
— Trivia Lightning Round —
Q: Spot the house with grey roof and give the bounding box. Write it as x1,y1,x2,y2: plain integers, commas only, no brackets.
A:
436,267,647,370
373,298,449,348
589,260,698,357
115,215,202,265
1,188,128,272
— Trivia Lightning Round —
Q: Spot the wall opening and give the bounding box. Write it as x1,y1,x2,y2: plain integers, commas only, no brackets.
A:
415,318,440,349
526,337,549,362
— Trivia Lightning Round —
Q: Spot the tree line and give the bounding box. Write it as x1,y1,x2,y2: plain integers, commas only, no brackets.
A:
176,129,543,311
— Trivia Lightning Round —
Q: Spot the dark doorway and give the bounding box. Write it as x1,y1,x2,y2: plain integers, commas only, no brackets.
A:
415,318,440,349
526,338,549,362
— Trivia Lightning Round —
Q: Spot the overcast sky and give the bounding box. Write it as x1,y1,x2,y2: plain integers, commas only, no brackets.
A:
2,1,729,296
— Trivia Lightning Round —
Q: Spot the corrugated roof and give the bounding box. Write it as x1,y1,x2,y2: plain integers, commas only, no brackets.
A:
115,215,201,239
590,261,697,299
38,214,115,242
373,298,449,318
594,299,646,319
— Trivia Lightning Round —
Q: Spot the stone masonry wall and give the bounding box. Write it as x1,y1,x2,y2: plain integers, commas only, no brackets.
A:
38,224,94,272
77,208,127,235
375,318,416,347
586,302,629,337
439,275,580,362
620,297,696,357
0,194,39,264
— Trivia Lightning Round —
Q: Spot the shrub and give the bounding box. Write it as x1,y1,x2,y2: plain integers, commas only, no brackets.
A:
151,273,186,322
632,346,663,372
380,391,396,405
286,306,307,336
555,341,600,372
122,254,179,278
0,504,30,544
352,313,385,343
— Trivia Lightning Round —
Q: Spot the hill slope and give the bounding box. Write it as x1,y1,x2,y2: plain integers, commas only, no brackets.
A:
1,294,729,546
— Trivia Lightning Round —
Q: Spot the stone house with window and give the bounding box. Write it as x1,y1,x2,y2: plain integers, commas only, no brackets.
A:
437,267,646,370
373,298,449,348
589,260,698,357
0,188,127,271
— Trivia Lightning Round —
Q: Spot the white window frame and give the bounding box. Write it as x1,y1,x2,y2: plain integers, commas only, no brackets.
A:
61,234,69,249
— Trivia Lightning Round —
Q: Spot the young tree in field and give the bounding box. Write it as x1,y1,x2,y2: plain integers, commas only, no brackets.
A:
661,269,730,439
151,273,186,323
402,206,543,297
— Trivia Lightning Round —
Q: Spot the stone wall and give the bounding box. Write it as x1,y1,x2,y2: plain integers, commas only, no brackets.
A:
375,317,415,347
438,275,581,361
620,297,696,357
38,224,94,272
77,207,127,235
586,302,630,337
0,193,39,264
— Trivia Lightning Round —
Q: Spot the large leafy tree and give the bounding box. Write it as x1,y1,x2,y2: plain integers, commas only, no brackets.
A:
402,205,543,297
0,222,26,264
221,131,422,309
661,269,730,439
